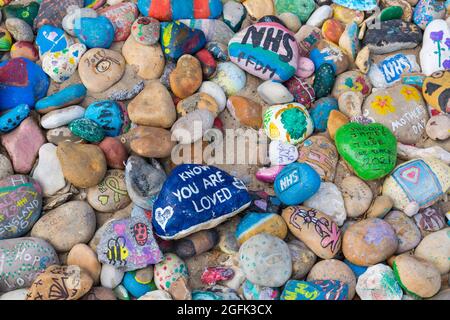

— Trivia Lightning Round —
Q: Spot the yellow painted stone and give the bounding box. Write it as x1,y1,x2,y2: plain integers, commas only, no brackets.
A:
422,71,450,113
331,4,364,25
243,0,275,20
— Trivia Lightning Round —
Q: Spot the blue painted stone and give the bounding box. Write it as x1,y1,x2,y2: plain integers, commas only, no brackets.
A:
228,22,299,82
242,280,280,300
35,84,87,114
310,44,340,74
35,25,71,57
309,97,338,132
74,16,115,49
192,291,222,300
153,164,251,240
274,162,321,206
313,64,336,99
0,104,31,133
122,270,156,298
344,259,368,278
69,118,105,142
0,58,50,111
137,0,223,21
280,280,349,300
331,0,377,11
160,21,206,59
413,0,446,30
84,100,125,137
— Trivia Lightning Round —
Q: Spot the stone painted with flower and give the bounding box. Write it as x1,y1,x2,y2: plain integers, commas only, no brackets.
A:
42,43,87,83
420,19,450,76
332,70,372,99
228,22,298,82
263,103,314,145
383,158,450,212
362,84,429,144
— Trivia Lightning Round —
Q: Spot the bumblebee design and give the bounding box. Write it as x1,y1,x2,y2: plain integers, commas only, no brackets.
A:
105,236,128,266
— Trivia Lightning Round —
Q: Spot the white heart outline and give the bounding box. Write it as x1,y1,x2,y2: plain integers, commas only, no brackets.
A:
154,206,174,231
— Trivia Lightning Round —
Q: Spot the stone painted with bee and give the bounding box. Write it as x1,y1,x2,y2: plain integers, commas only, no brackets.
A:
422,71,450,114
97,206,162,272
263,103,314,145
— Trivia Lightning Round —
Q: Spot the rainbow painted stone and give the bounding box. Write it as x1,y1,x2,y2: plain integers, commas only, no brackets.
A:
0,58,50,111
160,21,206,59
236,212,288,245
263,103,314,145
281,280,348,300
228,22,298,82
137,0,223,21
0,28,12,51
383,158,450,212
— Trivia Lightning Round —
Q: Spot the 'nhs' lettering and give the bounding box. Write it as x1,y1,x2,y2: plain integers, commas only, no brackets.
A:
380,54,412,83
279,171,299,192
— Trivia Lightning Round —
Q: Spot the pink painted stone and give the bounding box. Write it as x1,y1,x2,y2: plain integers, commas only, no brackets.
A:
296,57,315,78
255,165,285,183
0,117,46,174
98,2,139,41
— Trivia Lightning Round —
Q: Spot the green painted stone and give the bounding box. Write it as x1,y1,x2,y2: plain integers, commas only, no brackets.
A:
3,2,40,26
335,122,397,181
313,63,335,99
275,0,315,23
68,118,105,143
379,6,404,22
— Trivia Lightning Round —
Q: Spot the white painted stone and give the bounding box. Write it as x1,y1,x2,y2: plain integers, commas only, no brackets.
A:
257,80,294,105
32,143,66,196
40,105,85,129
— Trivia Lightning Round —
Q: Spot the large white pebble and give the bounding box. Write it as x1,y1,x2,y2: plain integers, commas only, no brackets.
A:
306,6,333,27
257,80,294,105
198,81,227,112
100,264,124,289
32,143,66,196
40,105,85,129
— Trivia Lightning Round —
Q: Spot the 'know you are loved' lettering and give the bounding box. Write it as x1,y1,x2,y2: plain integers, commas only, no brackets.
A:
153,164,251,240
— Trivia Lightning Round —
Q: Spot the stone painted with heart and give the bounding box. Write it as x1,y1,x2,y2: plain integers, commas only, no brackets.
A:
335,122,397,181
97,206,162,272
263,103,314,145
280,280,348,300
228,22,298,82
85,100,127,137
383,158,450,212
274,163,321,206
0,58,50,111
420,19,450,76
152,164,251,240
361,85,429,144
42,43,86,83
0,175,42,240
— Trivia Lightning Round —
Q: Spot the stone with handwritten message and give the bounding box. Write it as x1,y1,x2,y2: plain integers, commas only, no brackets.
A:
269,140,298,165
0,175,42,240
382,158,450,212
0,237,58,293
282,206,342,259
280,279,348,300
87,170,130,213
368,54,420,89
335,122,397,181
97,206,162,271
153,164,251,240
228,22,298,82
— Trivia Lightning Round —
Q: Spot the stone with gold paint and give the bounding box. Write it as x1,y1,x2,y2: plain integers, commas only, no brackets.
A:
263,103,314,145
87,170,131,213
282,206,342,259
362,84,429,144
422,71,450,114
26,265,93,300
297,135,338,182
382,157,450,212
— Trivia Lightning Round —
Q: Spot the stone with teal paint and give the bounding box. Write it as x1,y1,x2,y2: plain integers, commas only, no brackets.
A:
331,0,377,11
192,291,222,300
3,2,40,26
275,0,315,23
335,122,397,181
310,40,349,75
74,16,115,49
228,22,298,82
313,64,336,99
0,104,30,133
356,264,403,300
160,21,206,59
280,280,349,300
274,162,321,206
35,84,87,114
242,280,281,300
344,259,368,278
122,268,156,298
236,212,288,245
263,103,314,145
137,0,223,21
35,25,72,58
380,6,404,22
309,97,338,132
413,0,446,30
68,118,105,142
84,100,126,137
223,1,246,32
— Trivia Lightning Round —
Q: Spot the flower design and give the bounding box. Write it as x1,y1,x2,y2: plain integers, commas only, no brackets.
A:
430,31,444,42
400,86,420,102
445,38,450,49
371,96,396,115
443,59,450,70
